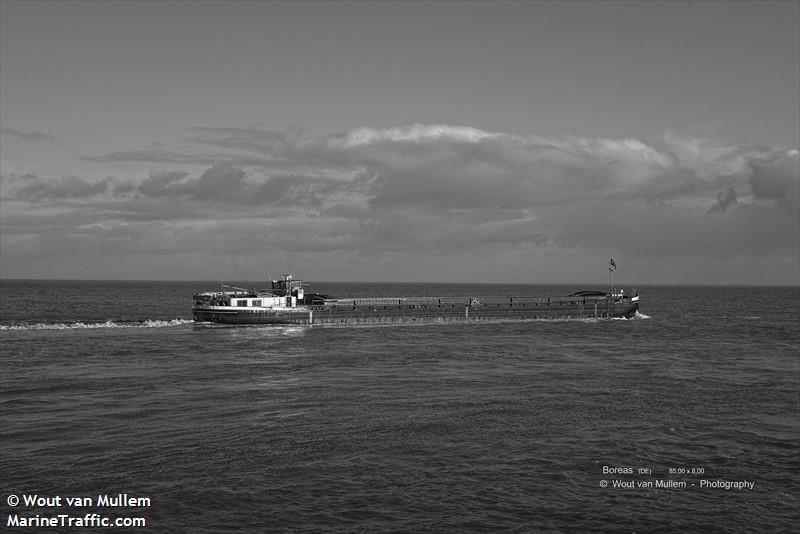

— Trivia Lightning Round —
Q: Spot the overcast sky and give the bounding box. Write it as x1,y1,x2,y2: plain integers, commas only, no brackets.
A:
1,0,798,284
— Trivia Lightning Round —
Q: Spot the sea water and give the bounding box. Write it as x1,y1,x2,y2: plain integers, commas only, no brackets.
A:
1,281,798,532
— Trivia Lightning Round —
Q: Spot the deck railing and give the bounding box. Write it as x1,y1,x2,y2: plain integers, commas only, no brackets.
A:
325,294,610,307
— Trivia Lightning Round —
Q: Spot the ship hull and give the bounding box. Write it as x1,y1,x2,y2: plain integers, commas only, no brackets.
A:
192,308,312,325
193,296,639,326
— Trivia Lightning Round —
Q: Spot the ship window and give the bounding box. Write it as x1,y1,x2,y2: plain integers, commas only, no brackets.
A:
252,299,261,307
237,300,247,307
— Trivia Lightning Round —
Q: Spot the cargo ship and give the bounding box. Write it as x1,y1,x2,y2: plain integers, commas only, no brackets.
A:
192,275,640,326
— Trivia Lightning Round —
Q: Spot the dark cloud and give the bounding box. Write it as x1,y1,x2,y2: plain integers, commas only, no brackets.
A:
183,126,290,156
83,148,285,169
708,187,738,213
1,127,56,144
7,174,112,202
127,164,349,209
137,170,191,198
749,154,798,200
84,149,209,164
192,163,249,202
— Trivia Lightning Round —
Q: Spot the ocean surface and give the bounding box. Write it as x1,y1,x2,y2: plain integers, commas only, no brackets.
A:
1,280,798,533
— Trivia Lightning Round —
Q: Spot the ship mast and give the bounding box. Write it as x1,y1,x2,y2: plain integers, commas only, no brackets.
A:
609,258,616,294
608,258,616,318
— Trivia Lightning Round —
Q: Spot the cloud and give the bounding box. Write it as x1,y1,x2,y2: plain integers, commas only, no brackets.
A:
136,170,191,198
3,124,798,282
133,164,251,203
6,174,113,201
84,149,211,164
708,187,738,213
337,124,503,146
749,152,798,201
1,128,56,144
83,148,284,170
184,126,291,154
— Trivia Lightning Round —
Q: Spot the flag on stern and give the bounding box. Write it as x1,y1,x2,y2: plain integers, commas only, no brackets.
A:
609,258,617,271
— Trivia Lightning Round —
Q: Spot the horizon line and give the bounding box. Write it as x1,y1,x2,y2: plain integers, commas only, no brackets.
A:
1,277,797,288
